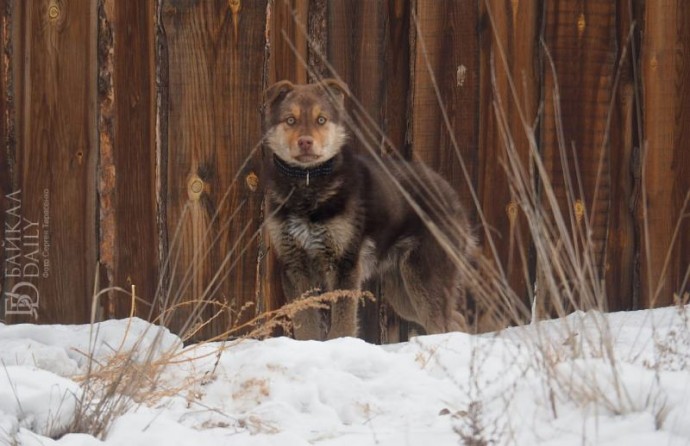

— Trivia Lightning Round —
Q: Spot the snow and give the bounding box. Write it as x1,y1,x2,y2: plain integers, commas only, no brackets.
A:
0,308,689,445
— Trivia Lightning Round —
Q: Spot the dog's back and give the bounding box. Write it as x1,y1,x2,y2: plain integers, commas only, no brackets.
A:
356,155,476,333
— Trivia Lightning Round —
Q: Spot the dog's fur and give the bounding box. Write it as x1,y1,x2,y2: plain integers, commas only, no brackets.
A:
262,79,476,340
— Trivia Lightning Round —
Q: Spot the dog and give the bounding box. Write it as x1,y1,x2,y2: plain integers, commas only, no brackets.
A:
262,78,476,341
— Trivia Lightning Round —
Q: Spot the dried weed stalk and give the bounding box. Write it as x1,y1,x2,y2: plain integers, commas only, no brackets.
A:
71,283,370,438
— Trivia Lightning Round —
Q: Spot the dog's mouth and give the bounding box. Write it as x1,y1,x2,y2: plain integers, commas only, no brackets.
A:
295,154,321,163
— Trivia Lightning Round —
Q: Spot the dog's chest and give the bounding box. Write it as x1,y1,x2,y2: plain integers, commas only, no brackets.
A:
285,217,329,253
268,214,356,259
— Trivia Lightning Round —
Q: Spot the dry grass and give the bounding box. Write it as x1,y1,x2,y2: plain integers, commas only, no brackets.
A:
66,0,689,442
276,0,689,442
71,283,371,438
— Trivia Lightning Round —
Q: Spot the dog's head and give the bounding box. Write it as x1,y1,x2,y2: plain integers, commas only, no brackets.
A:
263,79,349,167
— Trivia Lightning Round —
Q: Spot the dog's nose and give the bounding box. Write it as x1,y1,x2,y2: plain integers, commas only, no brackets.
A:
298,136,314,152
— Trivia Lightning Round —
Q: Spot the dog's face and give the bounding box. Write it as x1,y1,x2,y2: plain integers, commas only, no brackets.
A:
263,79,349,167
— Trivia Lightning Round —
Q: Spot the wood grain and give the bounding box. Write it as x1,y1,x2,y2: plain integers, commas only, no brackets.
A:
383,0,410,156
604,0,639,311
161,0,266,338
327,0,388,343
261,0,311,334
328,0,385,155
541,1,617,312
0,0,9,321
478,0,539,327
640,0,690,307
98,0,158,319
268,0,309,84
379,0,411,342
413,0,480,200
2,0,688,335
7,0,97,323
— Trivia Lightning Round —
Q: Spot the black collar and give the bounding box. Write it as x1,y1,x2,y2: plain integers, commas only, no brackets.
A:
273,154,335,184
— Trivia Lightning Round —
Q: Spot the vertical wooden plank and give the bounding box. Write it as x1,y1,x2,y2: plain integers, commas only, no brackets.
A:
98,0,158,318
0,0,9,322
161,0,266,338
378,0,411,342
541,1,617,311
675,3,690,302
413,0,479,200
307,0,328,82
4,0,97,323
383,0,410,156
411,0,476,324
261,0,310,330
478,0,539,327
118,0,158,315
328,0,386,154
640,0,690,307
328,0,388,343
0,0,5,146
268,0,309,84
0,0,6,160
604,0,640,311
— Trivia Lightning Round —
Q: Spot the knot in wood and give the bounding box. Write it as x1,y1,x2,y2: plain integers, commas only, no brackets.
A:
228,0,241,14
574,199,585,223
188,176,205,200
456,65,467,87
48,3,60,21
245,171,259,192
228,0,241,40
577,13,586,38
650,55,658,71
506,201,518,223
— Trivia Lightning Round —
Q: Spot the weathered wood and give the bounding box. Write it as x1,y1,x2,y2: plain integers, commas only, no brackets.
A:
378,0,411,343
411,0,464,306
98,0,158,319
328,0,385,154
383,0,410,156
268,0,309,84
0,0,7,157
161,0,266,339
478,0,539,328
604,0,639,311
640,0,690,307
2,0,689,337
541,1,617,312
6,0,97,323
327,0,388,343
0,0,9,322
413,0,479,196
98,0,116,320
261,0,310,333
307,0,328,82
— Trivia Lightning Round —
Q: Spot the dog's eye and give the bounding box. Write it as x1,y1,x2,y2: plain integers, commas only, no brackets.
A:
316,116,327,125
285,117,296,126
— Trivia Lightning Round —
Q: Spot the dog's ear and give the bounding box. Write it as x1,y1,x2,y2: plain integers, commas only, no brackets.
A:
320,78,350,106
263,80,294,111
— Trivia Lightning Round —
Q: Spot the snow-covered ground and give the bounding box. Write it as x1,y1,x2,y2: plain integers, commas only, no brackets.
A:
1,306,689,445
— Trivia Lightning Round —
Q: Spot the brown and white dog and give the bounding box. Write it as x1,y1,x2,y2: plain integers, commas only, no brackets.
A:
262,79,476,341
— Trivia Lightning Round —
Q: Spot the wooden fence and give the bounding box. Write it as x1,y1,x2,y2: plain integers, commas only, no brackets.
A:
1,0,688,342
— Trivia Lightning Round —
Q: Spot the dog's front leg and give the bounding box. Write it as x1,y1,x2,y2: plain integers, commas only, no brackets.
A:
328,297,358,339
292,306,325,341
282,268,326,341
327,265,360,340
